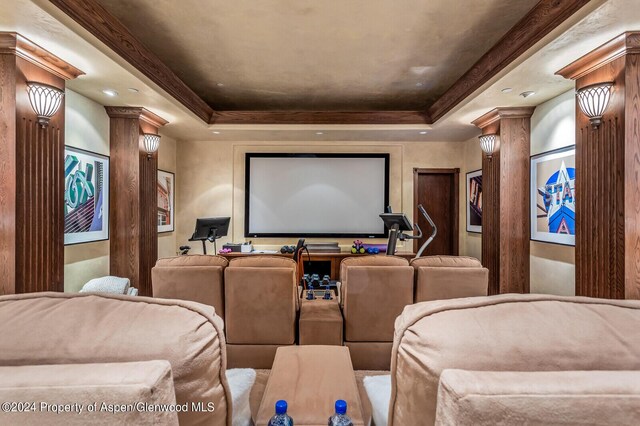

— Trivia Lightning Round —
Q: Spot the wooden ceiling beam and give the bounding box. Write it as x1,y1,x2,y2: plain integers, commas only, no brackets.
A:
48,0,214,123
428,0,592,122
210,110,430,125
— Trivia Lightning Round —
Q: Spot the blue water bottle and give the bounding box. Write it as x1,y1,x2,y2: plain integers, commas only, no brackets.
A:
323,285,332,300
328,400,353,426
307,283,315,300
268,400,294,425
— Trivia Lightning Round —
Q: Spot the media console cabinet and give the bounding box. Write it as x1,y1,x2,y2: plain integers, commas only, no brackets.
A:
219,251,415,280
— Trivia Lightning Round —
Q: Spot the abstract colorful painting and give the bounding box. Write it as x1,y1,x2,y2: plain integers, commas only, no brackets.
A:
530,146,575,246
158,170,175,233
64,146,109,245
466,169,482,233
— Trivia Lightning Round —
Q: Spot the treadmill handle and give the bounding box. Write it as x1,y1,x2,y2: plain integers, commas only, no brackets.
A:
416,204,437,258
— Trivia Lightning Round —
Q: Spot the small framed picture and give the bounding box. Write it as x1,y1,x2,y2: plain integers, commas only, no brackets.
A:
466,169,482,233
158,169,175,233
530,145,575,246
64,146,110,245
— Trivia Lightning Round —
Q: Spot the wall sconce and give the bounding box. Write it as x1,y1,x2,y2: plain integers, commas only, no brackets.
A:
142,133,161,159
26,82,64,128
478,133,499,158
576,82,614,129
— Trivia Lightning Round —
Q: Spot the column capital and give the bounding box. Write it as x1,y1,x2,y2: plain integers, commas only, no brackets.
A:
556,31,640,80
104,106,168,128
0,32,84,80
471,107,536,131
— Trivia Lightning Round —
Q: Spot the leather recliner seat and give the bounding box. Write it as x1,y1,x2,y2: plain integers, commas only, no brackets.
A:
0,292,231,425
224,256,299,368
410,255,488,302
388,294,640,425
340,255,414,370
152,254,228,318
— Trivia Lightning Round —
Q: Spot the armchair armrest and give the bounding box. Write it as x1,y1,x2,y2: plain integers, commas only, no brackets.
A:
0,361,178,425
436,369,640,426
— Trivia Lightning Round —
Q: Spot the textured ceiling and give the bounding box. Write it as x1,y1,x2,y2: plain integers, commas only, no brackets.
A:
94,0,538,111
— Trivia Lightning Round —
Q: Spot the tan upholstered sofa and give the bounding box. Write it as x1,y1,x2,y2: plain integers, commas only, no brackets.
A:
224,256,299,368
0,292,232,425
364,294,640,426
152,254,228,318
340,255,414,370
410,255,488,302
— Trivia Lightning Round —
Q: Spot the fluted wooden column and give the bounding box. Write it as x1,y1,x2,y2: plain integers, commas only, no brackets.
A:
105,107,167,296
557,31,640,299
473,107,535,295
0,33,83,295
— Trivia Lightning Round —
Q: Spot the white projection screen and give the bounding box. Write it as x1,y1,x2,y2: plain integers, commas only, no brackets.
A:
245,154,389,237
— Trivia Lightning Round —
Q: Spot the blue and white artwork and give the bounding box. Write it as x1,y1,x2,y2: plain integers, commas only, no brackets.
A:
64,146,110,245
530,146,575,246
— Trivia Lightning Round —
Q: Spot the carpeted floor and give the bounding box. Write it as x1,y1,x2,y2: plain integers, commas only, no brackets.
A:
249,369,389,425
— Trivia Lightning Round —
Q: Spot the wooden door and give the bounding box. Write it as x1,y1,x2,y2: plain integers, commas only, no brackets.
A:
413,168,459,255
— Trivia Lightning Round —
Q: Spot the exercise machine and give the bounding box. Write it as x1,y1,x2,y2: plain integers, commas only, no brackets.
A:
379,204,437,257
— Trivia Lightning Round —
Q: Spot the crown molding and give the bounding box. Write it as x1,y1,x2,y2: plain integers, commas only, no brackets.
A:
556,31,640,80
104,106,168,128
0,32,84,80
210,110,431,125
471,106,536,130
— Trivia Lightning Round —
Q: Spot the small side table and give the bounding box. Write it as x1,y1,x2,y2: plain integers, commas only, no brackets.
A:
299,291,343,346
256,346,365,425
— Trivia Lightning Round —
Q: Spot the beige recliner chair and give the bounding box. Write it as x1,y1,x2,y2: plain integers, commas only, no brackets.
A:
367,294,640,426
410,255,488,302
0,292,231,426
152,255,228,318
340,255,414,370
224,256,298,369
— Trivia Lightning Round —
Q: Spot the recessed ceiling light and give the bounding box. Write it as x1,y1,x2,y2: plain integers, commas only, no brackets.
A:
127,88,139,93
212,131,221,134
102,89,118,97
520,91,536,98
501,87,513,93
419,131,428,135
316,132,324,135
217,83,224,87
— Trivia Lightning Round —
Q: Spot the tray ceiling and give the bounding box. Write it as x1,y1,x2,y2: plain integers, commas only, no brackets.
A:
95,0,539,111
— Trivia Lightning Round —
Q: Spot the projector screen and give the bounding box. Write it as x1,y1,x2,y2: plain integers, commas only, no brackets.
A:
245,153,389,237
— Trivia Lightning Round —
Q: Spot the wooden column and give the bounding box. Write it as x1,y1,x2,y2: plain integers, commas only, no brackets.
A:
105,107,167,296
557,32,640,299
472,107,535,295
0,33,83,295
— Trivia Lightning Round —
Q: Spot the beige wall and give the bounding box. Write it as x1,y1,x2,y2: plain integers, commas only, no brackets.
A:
64,89,178,291
64,89,110,292
158,134,177,258
529,90,575,296
176,140,466,254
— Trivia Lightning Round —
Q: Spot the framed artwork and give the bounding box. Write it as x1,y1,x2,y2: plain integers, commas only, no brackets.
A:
157,169,175,233
466,169,482,233
64,146,110,245
530,145,575,246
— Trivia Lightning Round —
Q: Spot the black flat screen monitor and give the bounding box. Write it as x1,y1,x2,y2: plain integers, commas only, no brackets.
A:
191,217,230,241
379,213,413,231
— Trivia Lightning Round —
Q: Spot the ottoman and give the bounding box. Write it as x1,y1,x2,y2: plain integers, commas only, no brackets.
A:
256,345,365,425
299,292,343,346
